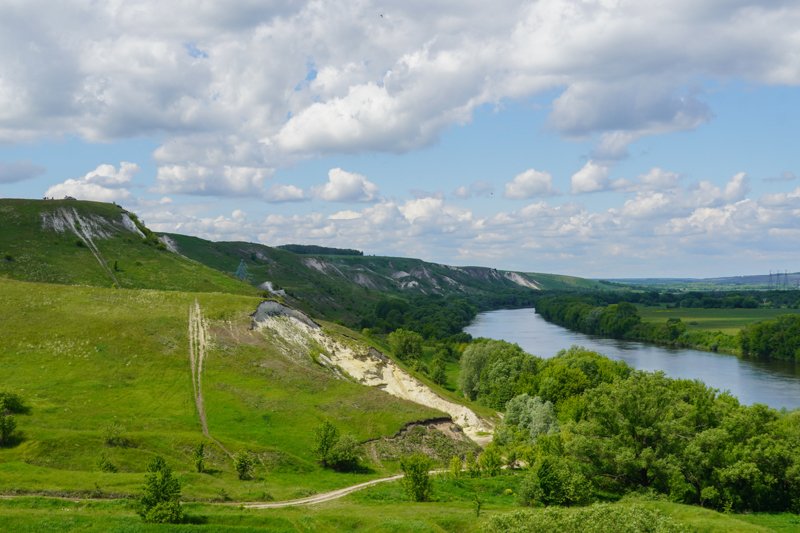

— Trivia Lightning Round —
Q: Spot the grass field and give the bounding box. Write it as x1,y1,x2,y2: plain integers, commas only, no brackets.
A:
0,478,797,532
0,277,443,502
638,306,800,335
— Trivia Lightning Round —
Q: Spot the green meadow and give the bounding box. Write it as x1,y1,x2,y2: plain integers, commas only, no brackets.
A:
638,306,800,335
0,277,441,502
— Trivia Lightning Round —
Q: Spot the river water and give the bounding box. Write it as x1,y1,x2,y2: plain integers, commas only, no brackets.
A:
465,308,800,410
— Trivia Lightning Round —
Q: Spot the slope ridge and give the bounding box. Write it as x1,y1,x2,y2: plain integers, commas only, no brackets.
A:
0,199,255,294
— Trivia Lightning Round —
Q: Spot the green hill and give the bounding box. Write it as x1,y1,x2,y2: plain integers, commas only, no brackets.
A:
160,233,608,327
0,277,444,502
0,198,255,295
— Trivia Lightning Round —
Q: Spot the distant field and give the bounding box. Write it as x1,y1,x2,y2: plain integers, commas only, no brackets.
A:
638,306,800,334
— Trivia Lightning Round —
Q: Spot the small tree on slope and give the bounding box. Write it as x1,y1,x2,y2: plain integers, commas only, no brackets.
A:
137,456,184,524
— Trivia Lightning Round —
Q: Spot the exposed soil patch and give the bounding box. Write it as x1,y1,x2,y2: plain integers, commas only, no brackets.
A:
364,419,480,466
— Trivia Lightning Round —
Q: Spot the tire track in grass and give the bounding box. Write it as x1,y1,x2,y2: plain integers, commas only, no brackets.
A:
188,300,232,458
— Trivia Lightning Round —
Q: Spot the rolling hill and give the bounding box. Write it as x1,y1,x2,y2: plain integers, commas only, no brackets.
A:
0,198,255,295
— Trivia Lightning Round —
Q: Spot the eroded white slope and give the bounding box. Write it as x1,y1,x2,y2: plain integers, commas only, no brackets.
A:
252,311,493,445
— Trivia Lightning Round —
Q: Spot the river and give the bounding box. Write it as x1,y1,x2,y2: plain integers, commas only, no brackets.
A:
464,308,800,410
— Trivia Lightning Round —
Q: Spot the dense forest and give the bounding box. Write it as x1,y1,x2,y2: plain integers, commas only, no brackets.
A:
460,342,800,512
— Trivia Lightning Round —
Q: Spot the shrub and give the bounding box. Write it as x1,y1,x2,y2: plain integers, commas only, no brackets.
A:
137,456,184,524
478,446,503,477
449,455,462,479
313,421,339,467
0,412,17,447
103,422,129,447
327,434,361,472
400,453,433,502
98,453,118,473
234,452,255,480
193,442,205,473
484,504,689,533
518,456,592,507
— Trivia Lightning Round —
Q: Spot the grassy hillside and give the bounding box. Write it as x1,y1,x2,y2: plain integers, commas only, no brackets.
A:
160,233,610,327
0,199,255,295
0,277,443,502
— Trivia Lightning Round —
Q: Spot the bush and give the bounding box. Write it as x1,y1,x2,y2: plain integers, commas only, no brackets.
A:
518,456,592,507
478,446,503,477
0,393,26,447
388,329,423,361
327,434,361,472
313,421,339,467
484,504,690,533
103,422,129,447
137,456,184,524
98,453,118,473
234,452,255,480
400,453,433,502
0,412,17,447
193,442,205,473
0,392,28,414
313,421,361,471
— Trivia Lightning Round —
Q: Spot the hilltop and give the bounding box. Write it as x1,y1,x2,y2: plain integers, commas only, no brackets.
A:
0,198,255,295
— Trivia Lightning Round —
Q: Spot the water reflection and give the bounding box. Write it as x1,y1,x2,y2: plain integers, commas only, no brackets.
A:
464,308,800,410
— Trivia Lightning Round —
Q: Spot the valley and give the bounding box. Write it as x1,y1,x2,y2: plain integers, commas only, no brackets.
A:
0,199,798,531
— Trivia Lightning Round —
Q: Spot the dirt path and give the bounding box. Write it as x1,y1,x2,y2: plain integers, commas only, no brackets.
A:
188,301,232,458
240,474,405,509
0,472,417,508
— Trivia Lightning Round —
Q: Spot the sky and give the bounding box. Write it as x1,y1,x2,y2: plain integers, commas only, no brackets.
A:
1,1,799,278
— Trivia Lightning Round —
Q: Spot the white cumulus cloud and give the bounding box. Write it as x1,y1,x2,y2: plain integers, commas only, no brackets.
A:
313,168,379,202
44,162,138,202
504,169,555,199
571,161,610,194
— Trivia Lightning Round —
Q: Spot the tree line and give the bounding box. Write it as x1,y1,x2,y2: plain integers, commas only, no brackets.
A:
458,342,800,512
533,296,739,354
535,295,800,361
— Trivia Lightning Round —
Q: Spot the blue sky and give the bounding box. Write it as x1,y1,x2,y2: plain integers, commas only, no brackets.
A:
1,1,799,278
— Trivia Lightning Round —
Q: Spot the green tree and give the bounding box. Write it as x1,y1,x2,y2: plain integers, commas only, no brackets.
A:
479,446,503,477
0,412,16,447
313,420,340,467
518,456,592,507
233,452,255,480
466,451,480,478
193,442,206,473
449,455,462,479
430,356,447,385
327,434,360,472
388,329,423,362
400,453,433,502
137,456,184,524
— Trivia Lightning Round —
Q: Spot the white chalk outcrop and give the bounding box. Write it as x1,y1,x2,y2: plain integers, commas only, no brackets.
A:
251,302,493,445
